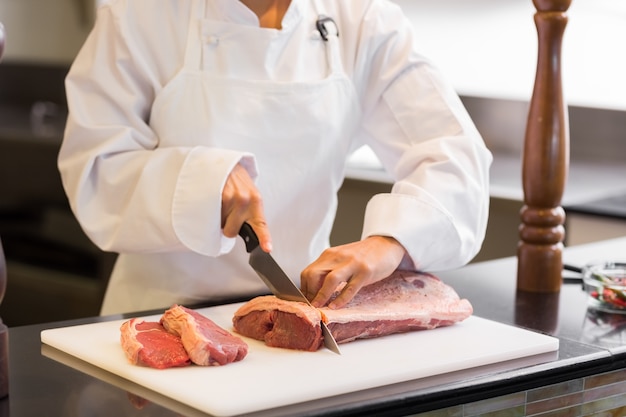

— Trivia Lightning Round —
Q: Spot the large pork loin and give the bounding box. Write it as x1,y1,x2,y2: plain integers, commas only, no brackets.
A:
161,305,248,366
232,271,473,351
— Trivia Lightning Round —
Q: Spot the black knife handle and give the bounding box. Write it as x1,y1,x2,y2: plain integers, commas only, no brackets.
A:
238,222,260,253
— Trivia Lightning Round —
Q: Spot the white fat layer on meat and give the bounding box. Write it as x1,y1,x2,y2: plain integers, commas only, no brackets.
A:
120,318,145,364
232,295,322,325
322,273,472,324
234,272,472,326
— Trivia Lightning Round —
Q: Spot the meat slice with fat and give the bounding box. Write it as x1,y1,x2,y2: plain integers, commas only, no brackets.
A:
161,305,248,366
120,318,191,369
232,271,473,350
232,296,324,351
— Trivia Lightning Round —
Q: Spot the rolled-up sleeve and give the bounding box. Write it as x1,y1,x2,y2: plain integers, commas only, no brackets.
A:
58,2,258,256
353,2,492,270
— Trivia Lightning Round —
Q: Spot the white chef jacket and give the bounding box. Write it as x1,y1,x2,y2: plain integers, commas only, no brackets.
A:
59,0,492,315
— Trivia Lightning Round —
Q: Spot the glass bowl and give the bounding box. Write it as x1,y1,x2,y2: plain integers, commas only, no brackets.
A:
583,261,626,313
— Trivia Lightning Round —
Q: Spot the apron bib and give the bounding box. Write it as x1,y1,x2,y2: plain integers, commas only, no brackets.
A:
101,0,361,314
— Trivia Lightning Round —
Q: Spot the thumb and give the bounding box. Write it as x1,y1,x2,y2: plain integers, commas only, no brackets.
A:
248,219,273,253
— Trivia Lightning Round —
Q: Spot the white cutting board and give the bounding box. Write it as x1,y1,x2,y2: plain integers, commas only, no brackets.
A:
41,303,559,417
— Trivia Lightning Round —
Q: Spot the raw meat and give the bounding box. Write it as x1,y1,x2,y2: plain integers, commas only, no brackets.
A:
161,305,248,366
120,318,191,369
232,271,473,350
232,296,324,351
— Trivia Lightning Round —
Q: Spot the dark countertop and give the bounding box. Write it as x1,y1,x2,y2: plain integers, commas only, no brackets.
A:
1,237,626,416
566,194,626,220
347,151,626,220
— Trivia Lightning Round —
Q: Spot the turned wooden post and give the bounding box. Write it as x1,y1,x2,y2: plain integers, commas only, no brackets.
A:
517,0,571,293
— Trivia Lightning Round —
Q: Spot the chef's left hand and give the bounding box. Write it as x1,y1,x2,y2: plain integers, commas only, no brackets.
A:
301,236,407,309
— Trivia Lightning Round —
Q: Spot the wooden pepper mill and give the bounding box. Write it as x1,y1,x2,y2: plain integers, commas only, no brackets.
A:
517,0,572,293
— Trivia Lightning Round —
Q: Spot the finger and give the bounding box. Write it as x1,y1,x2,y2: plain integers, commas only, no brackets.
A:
222,212,244,238
328,278,365,309
221,196,250,238
300,267,327,301
221,184,249,238
310,269,351,308
243,188,271,251
221,164,271,244
247,218,272,253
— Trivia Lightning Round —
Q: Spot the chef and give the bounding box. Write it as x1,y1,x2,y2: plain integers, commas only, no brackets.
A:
58,0,492,315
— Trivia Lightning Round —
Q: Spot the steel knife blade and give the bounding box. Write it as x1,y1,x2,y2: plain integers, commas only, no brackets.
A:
238,222,341,355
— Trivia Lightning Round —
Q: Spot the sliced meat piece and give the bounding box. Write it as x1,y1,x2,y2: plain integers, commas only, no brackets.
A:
120,318,191,369
232,271,473,350
232,296,323,351
160,305,248,366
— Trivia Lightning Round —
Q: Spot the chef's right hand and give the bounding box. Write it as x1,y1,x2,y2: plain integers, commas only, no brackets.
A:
221,163,273,252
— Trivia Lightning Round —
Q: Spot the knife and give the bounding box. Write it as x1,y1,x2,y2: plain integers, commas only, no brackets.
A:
238,222,341,355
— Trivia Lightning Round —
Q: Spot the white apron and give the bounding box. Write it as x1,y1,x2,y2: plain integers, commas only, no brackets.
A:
100,0,361,315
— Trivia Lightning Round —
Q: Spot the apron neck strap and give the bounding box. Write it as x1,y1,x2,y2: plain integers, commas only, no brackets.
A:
311,0,342,75
184,0,206,69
